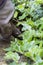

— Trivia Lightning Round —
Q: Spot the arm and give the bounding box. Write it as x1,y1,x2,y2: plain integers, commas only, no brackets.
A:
0,0,6,9
0,0,14,25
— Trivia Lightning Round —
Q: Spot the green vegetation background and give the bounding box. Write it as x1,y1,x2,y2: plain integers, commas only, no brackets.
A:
5,0,43,65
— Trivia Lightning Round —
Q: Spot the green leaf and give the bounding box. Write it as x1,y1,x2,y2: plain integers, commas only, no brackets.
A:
5,52,20,62
14,11,18,18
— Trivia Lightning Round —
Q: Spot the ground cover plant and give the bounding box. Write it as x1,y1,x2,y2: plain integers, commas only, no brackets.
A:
5,0,43,65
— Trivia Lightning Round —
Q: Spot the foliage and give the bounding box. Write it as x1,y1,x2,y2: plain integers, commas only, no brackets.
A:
5,0,43,65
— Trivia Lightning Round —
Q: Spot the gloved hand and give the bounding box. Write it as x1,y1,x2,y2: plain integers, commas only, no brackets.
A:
0,23,12,41
0,22,23,42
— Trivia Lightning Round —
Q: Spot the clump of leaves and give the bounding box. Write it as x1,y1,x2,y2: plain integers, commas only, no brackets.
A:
13,0,43,21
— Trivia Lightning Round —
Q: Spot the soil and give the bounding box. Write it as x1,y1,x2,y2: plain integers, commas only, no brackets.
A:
0,41,10,65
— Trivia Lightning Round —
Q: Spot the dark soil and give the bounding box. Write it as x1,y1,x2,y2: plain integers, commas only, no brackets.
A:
0,41,10,65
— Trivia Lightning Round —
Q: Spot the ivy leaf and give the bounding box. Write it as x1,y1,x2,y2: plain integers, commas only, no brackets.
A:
19,12,28,20
5,52,20,62
9,62,28,65
14,11,18,18
16,4,25,12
